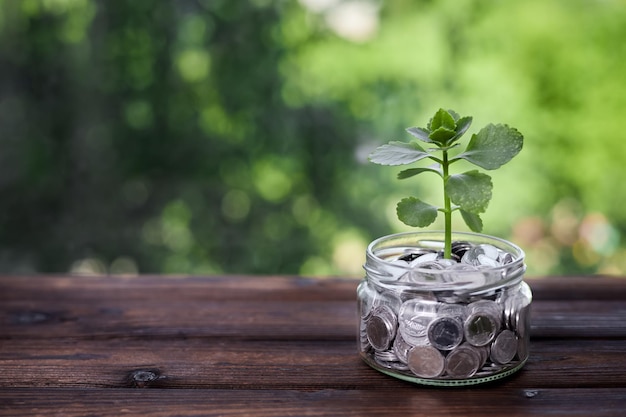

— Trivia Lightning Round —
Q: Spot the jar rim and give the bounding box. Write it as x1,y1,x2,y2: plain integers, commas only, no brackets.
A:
364,231,526,292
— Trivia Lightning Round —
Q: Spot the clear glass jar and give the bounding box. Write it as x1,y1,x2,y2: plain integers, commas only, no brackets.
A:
358,231,531,386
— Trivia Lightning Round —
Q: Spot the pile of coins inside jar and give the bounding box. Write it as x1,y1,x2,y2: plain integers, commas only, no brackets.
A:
358,243,531,381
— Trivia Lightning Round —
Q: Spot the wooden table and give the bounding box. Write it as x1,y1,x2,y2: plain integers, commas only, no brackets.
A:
1,275,625,416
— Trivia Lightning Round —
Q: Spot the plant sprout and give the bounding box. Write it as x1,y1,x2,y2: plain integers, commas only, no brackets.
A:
369,108,524,259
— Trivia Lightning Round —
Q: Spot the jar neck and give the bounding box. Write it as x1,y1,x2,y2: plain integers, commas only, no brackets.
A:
364,231,526,296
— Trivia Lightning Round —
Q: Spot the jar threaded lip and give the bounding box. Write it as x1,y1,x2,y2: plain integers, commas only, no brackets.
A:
364,231,526,292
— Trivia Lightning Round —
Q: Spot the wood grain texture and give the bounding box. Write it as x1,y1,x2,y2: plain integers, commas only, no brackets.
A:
1,275,625,416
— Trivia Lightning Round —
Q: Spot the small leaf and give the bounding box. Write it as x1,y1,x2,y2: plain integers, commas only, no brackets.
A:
397,167,442,180
406,127,434,143
447,109,460,121
446,171,493,214
460,210,483,232
455,124,523,170
397,197,438,227
368,141,430,166
447,116,473,145
429,127,456,145
428,108,456,131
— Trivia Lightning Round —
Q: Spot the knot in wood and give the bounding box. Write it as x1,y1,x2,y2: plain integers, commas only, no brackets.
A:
524,389,540,398
11,311,52,325
128,369,161,388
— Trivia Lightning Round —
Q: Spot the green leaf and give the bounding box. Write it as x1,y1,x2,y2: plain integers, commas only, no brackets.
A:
460,210,483,232
447,109,460,121
368,141,430,166
428,108,456,131
447,116,472,145
446,170,493,214
406,127,433,143
455,123,523,170
429,127,456,145
397,167,442,180
396,197,438,227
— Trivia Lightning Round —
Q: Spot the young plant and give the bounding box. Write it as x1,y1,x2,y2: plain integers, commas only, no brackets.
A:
369,108,523,259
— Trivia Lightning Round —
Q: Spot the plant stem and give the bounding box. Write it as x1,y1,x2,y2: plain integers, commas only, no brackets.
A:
442,149,452,258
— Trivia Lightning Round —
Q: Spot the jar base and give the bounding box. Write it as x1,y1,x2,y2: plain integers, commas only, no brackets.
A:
361,354,527,386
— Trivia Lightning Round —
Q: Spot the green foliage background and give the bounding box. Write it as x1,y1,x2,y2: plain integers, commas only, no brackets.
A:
1,0,625,277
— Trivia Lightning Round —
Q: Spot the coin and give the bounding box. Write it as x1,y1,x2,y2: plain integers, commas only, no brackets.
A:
451,241,472,259
490,329,518,364
438,303,467,320
427,316,464,351
397,249,436,263
359,317,371,352
517,333,529,362
374,349,410,371
408,252,440,267
468,299,502,315
399,298,439,317
375,349,400,362
366,305,397,351
468,300,503,328
515,303,531,339
398,314,434,346
407,345,445,378
464,312,499,346
445,344,482,378
392,331,413,364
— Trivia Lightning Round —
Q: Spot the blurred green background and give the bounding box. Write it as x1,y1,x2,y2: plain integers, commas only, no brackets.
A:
1,0,626,277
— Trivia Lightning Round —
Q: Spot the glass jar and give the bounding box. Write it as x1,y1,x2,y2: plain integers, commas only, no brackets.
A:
358,231,531,386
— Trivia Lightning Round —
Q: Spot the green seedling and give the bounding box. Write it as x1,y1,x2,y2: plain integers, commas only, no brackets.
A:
369,108,523,259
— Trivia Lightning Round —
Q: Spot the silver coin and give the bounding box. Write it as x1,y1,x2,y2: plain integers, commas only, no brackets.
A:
476,254,501,267
399,298,439,317
375,349,400,362
407,345,445,378
359,317,371,351
427,316,464,351
375,358,410,371
517,333,530,361
366,305,397,351
415,260,447,270
461,244,500,266
445,344,482,378
374,349,410,371
475,344,490,368
438,303,467,320
369,288,402,314
451,241,473,259
490,329,518,364
398,314,434,346
392,331,413,364
515,303,531,339
397,249,437,263
468,299,502,315
468,300,503,328
464,312,499,347
408,252,440,267
499,252,514,264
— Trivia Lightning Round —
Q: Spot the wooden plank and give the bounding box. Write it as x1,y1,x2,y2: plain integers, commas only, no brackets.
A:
3,275,626,303
527,276,626,300
0,299,357,340
0,275,359,302
1,387,626,417
0,338,624,390
2,298,626,339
